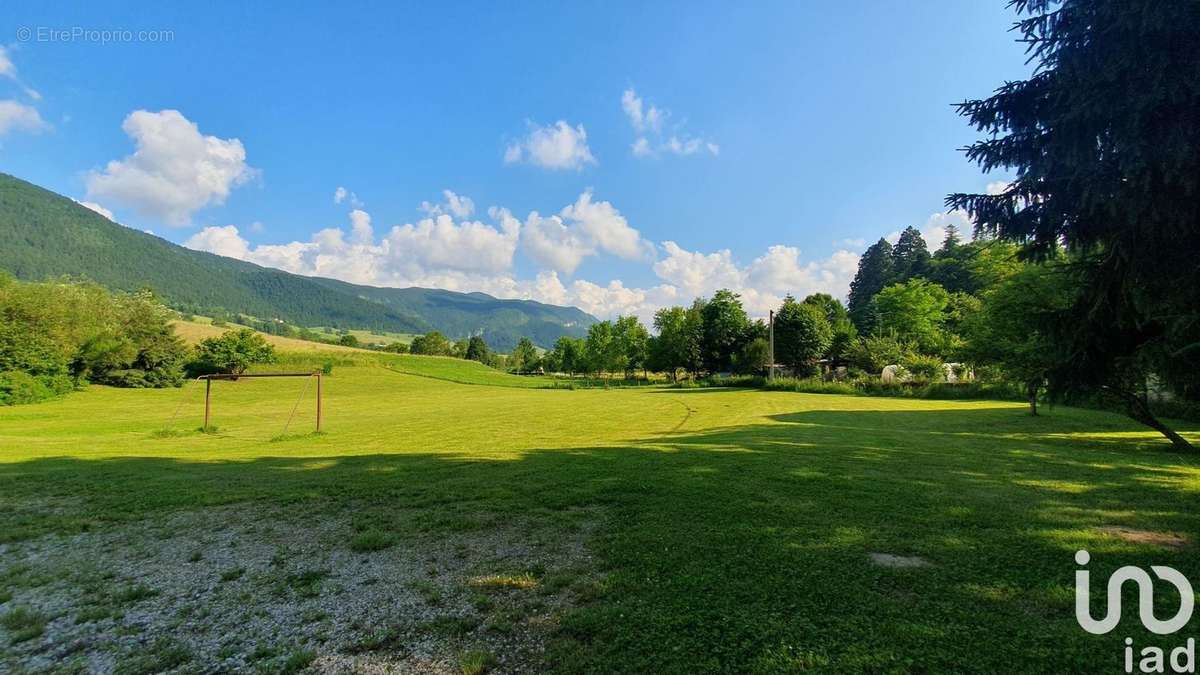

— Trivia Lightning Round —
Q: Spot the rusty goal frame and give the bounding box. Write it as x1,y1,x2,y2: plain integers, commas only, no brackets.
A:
199,372,323,432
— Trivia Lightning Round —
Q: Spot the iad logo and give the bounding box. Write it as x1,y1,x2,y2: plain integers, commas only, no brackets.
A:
1075,550,1196,673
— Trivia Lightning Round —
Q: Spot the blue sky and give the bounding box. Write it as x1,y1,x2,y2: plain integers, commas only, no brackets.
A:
1,2,1028,320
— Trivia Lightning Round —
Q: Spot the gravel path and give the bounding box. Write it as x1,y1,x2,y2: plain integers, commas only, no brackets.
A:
0,503,602,673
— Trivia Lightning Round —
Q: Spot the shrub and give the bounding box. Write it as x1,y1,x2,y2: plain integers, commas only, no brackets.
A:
189,328,277,375
902,354,944,383
845,334,915,374
0,371,51,405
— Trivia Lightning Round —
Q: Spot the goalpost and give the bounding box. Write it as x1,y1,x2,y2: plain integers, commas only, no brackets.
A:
198,372,323,433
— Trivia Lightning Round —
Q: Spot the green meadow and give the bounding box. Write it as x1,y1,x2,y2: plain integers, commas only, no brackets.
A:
2,354,1198,672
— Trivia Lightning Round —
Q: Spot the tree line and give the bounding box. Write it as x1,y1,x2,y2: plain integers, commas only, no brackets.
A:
0,275,280,405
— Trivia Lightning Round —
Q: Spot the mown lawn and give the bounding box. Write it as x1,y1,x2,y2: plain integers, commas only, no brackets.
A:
1,361,1198,672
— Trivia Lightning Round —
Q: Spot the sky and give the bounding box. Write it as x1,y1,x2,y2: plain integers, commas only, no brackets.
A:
0,2,1029,323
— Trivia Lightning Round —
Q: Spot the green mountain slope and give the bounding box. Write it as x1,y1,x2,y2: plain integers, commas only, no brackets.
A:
311,279,595,351
0,173,595,349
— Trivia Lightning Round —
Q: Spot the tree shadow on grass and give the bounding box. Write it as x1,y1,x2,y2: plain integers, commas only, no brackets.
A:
1,407,1198,673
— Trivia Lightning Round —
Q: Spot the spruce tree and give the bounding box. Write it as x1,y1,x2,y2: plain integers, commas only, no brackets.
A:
847,239,895,333
948,0,1200,450
891,226,931,281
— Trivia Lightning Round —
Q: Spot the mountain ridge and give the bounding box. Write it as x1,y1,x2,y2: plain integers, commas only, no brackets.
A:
0,173,596,349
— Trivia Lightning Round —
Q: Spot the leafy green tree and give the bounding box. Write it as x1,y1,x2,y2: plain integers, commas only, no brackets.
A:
409,331,452,356
648,307,686,381
547,336,585,376
774,296,833,376
700,289,749,373
190,328,276,375
801,293,848,325
802,293,856,364
891,226,931,281
845,334,916,375
382,341,409,354
337,334,360,348
872,279,950,350
847,238,895,332
614,315,649,378
509,337,540,373
948,0,1200,448
734,337,771,375
964,263,1073,415
584,321,626,382
464,335,490,363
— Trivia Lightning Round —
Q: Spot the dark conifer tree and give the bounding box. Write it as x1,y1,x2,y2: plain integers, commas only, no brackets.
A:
891,226,931,281
846,238,895,333
948,0,1200,450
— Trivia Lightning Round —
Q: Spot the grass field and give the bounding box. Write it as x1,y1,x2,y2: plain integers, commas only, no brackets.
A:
1,356,1199,672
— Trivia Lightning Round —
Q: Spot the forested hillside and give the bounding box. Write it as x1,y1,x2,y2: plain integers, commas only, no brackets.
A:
0,174,594,349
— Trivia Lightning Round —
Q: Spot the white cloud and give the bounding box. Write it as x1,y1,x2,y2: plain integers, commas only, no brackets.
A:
186,195,521,289
348,209,373,245
182,188,860,325
334,186,363,207
184,225,250,259
653,242,742,296
621,88,718,159
986,180,1011,195
0,100,47,137
0,47,14,81
504,120,595,170
558,190,651,261
621,88,663,134
0,46,40,101
835,237,866,248
521,212,592,275
385,212,519,276
653,240,860,316
518,190,652,274
74,199,114,221
420,189,475,218
86,110,257,226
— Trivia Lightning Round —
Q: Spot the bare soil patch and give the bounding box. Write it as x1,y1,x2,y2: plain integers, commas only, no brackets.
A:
1095,525,1190,550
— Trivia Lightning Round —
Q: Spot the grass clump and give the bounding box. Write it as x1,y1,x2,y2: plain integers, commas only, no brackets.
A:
468,572,538,590
349,529,394,552
1,605,48,643
114,637,191,674
114,584,158,603
459,649,496,675
219,567,245,582
278,648,317,674
346,624,404,653
283,569,330,598
408,579,444,606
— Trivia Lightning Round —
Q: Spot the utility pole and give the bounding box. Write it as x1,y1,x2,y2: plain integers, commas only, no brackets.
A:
768,309,775,381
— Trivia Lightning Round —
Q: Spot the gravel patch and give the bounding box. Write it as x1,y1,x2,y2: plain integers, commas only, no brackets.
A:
0,503,602,673
868,552,931,569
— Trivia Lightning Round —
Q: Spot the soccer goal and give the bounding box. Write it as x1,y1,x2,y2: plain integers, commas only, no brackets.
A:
161,371,325,437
